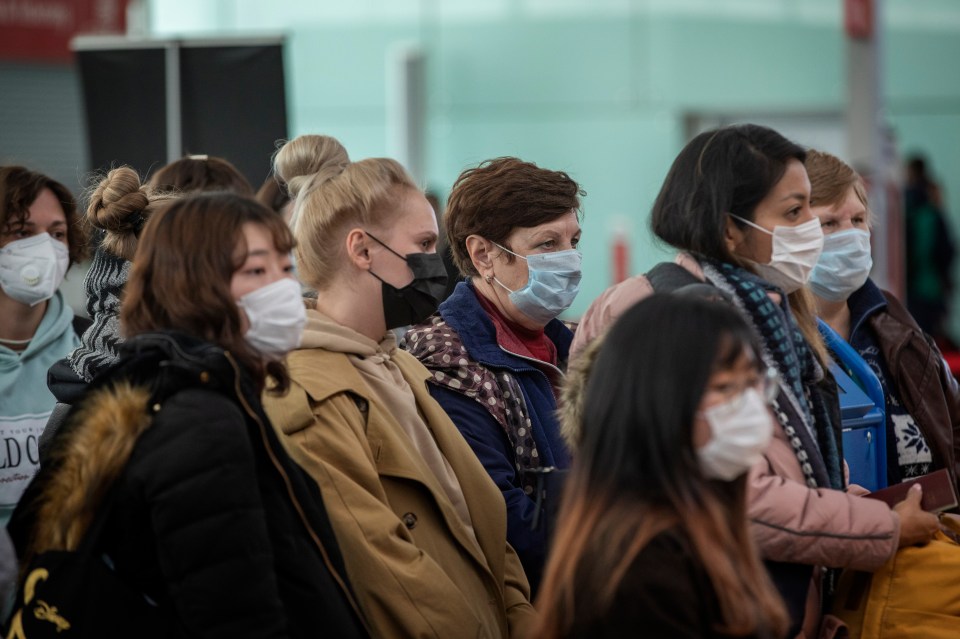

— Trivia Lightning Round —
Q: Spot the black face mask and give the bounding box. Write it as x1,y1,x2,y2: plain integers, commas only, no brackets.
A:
366,232,448,330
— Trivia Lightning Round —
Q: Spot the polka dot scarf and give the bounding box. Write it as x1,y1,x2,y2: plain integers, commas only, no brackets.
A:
405,316,542,495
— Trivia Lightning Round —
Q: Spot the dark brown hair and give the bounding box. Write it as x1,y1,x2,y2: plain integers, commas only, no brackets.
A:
444,157,584,277
537,295,788,638
0,165,87,264
148,155,254,197
256,175,290,214
121,192,295,392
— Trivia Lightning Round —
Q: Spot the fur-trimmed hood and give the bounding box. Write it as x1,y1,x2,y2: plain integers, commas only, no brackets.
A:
32,382,152,555
558,331,606,453
22,331,247,558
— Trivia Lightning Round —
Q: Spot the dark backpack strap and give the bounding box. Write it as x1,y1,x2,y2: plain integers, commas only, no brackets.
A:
72,314,92,337
645,262,701,293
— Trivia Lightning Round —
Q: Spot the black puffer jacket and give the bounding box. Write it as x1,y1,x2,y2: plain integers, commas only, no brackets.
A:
11,331,369,638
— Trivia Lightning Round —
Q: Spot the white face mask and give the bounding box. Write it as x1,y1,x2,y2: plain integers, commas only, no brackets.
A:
0,233,70,306
809,229,873,302
237,278,306,358
697,387,774,481
731,215,824,293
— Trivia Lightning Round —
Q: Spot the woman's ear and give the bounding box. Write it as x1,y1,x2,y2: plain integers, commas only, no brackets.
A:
723,215,745,256
345,228,372,270
465,235,495,279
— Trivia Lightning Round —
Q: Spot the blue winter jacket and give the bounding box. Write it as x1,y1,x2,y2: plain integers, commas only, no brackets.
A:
404,281,572,593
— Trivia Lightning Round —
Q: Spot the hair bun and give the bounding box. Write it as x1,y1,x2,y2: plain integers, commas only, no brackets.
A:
274,135,350,199
87,167,151,233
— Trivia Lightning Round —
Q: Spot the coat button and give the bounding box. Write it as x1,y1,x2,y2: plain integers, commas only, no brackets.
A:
402,512,417,529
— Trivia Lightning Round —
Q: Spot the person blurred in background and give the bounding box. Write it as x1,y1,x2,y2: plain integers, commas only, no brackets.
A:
0,166,87,525
404,157,584,594
903,154,956,347
148,154,254,198
256,173,293,224
806,149,960,492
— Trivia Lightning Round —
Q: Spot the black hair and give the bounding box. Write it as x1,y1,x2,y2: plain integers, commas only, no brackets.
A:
578,293,762,503
651,124,806,262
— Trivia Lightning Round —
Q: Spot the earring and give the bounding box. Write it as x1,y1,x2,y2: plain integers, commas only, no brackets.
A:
484,274,493,284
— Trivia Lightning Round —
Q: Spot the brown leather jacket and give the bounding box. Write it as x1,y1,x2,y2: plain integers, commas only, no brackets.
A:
869,289,960,493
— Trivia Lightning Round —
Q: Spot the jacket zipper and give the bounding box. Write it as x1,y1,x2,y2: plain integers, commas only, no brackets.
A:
224,353,371,636
496,345,565,379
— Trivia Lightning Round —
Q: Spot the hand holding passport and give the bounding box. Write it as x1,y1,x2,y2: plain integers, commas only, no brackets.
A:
864,469,959,513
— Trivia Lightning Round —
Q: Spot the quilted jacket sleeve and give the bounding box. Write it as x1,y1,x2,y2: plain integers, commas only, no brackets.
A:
747,441,900,571
129,388,288,638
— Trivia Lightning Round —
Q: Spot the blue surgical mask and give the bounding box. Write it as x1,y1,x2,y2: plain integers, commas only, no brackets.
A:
809,229,873,302
491,242,582,324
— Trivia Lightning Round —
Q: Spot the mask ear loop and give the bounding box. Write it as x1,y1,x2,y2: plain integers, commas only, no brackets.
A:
728,213,773,236
364,231,408,261
486,240,523,294
364,230,415,288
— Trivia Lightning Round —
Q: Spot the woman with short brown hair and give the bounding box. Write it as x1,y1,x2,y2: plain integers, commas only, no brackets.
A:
405,156,585,594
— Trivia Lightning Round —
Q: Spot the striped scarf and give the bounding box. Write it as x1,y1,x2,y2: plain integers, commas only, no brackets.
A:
701,259,843,490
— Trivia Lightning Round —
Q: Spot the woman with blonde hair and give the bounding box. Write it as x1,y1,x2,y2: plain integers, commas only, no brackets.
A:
806,149,960,493
262,134,535,639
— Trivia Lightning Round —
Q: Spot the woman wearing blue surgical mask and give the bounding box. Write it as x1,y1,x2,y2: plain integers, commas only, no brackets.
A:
571,125,937,638
806,149,960,495
0,166,86,526
404,157,584,594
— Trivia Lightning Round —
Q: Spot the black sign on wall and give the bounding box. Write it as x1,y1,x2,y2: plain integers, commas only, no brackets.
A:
73,36,287,187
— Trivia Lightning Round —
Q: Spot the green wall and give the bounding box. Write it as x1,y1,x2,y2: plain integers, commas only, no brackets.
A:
152,0,960,327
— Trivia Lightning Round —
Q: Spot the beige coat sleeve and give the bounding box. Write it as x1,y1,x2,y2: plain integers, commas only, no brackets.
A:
269,384,501,639
503,542,536,638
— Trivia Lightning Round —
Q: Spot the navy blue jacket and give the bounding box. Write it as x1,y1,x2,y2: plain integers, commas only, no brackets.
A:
409,281,572,593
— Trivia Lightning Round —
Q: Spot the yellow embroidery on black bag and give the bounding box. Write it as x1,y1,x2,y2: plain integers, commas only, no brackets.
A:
6,567,72,637
34,600,71,631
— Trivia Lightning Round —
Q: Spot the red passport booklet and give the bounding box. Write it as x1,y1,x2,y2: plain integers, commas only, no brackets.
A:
864,468,958,513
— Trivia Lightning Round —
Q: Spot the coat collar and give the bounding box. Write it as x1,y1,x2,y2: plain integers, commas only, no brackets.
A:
436,281,572,370
285,346,506,579
847,278,888,340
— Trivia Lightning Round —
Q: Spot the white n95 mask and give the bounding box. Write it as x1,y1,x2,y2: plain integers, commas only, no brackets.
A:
237,278,306,358
731,215,824,294
0,233,70,306
697,387,774,481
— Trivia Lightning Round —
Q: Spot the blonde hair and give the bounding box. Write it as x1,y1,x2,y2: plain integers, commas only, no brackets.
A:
273,134,418,291
86,167,178,260
805,148,871,225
